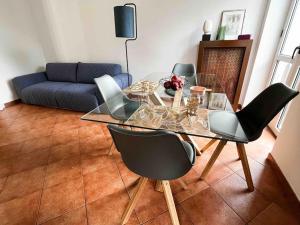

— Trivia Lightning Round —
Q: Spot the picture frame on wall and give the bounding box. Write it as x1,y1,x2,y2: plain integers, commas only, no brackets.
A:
220,9,246,40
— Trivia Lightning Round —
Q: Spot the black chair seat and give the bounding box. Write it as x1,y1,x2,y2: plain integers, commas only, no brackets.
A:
209,111,248,142
208,83,299,142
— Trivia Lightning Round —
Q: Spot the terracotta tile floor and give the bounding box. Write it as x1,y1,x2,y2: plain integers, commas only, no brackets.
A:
0,104,299,225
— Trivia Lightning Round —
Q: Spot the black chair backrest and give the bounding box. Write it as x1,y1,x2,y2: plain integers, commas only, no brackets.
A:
236,83,299,141
107,125,194,180
172,63,196,77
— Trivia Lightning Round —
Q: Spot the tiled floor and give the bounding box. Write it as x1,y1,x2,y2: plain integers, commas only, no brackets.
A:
0,104,299,225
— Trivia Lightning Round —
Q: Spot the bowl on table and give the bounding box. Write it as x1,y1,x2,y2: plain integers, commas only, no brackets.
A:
190,86,206,95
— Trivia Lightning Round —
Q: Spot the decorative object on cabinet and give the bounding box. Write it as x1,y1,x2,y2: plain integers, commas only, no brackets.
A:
216,26,226,40
220,9,246,40
238,34,251,40
196,39,253,111
202,20,213,41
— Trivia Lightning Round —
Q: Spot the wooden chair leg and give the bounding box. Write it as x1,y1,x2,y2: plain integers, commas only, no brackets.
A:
237,146,242,160
155,180,164,192
162,181,180,225
236,143,254,191
108,140,114,156
200,140,227,179
121,177,148,224
178,178,188,190
200,139,217,153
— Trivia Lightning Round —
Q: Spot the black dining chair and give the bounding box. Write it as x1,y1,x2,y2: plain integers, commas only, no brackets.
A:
107,124,195,225
172,63,196,86
172,63,195,77
200,83,299,191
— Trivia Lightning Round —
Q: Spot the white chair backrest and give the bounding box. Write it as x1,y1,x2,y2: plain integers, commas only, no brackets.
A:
94,75,122,102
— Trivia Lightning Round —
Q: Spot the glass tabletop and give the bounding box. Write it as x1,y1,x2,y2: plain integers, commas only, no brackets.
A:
81,72,248,143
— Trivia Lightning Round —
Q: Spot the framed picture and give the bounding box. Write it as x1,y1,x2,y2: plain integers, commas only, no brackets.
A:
208,93,227,110
220,9,246,40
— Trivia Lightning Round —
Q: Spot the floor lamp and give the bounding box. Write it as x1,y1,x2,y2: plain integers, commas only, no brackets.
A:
114,3,137,86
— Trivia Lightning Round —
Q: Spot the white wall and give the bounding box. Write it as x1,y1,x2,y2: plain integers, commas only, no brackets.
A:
243,0,291,104
0,0,47,104
1,0,269,105
272,93,300,199
48,0,269,104
45,0,88,61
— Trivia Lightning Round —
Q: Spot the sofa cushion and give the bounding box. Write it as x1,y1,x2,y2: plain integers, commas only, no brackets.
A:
54,83,102,112
46,63,77,82
113,73,132,89
21,81,72,107
77,63,122,83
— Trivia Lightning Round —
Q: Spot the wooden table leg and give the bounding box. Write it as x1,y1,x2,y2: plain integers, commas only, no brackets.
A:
236,143,254,191
180,134,201,156
200,140,227,179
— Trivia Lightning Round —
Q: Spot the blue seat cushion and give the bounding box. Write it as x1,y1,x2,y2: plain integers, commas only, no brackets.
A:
77,63,122,83
21,81,102,112
21,81,72,107
55,83,103,112
113,73,132,89
46,63,77,82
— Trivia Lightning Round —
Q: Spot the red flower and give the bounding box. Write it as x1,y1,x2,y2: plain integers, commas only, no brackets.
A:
164,81,172,89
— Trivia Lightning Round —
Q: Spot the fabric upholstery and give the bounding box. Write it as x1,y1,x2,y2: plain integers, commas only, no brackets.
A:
21,81,102,112
113,73,132,89
21,81,72,108
77,63,122,83
55,83,102,112
46,63,77,82
12,72,47,98
12,63,131,112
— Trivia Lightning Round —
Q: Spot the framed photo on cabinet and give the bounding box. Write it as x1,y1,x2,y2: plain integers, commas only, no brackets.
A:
220,9,246,40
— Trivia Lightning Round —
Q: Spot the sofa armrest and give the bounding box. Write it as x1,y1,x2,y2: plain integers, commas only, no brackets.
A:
113,73,132,89
12,72,47,98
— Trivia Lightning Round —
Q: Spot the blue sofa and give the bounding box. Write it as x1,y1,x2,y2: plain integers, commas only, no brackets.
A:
12,62,132,112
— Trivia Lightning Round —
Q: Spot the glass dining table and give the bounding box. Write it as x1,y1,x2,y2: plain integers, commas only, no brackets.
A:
81,72,248,149
81,72,254,192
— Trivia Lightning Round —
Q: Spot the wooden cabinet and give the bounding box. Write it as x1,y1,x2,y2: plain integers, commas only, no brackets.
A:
196,40,253,110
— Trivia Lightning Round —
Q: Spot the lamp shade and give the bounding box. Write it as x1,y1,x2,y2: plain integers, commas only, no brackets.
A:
114,6,134,38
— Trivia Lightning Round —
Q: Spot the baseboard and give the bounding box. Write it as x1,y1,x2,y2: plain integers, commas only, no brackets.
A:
267,153,300,207
4,99,21,108
0,103,4,110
